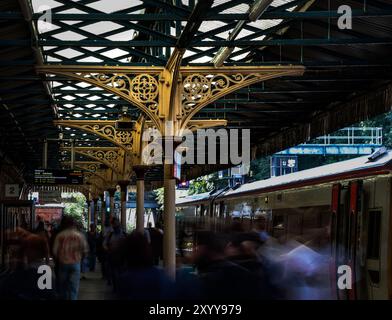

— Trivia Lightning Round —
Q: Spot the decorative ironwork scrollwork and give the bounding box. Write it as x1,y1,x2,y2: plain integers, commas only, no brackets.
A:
75,149,124,174
181,73,259,116
86,163,100,173
85,73,160,115
83,124,133,149
131,74,159,103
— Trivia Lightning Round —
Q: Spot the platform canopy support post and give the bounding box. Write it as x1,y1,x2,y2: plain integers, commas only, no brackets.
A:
118,180,130,232
133,165,148,233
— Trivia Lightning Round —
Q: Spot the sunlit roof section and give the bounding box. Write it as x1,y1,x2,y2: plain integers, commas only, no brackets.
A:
184,0,302,63
32,0,302,65
86,0,144,14
29,0,308,144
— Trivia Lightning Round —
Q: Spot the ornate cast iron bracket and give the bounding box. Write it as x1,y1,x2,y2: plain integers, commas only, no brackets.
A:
37,65,305,135
54,120,135,152
61,161,111,186
61,147,125,175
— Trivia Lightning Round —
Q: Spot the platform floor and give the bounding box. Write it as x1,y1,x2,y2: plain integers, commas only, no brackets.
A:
78,263,115,300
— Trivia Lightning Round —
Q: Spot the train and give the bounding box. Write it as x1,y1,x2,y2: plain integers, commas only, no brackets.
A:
176,149,392,300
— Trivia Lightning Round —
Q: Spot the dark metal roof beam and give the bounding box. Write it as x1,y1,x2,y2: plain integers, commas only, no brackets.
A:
29,9,392,21
1,37,389,47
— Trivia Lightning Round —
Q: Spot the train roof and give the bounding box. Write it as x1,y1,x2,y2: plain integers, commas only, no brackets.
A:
176,149,392,206
35,204,66,208
176,189,226,206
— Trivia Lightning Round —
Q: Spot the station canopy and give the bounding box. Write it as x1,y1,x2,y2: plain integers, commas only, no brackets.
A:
1,0,392,183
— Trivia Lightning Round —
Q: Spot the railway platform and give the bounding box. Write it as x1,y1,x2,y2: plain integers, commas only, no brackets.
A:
1,0,392,303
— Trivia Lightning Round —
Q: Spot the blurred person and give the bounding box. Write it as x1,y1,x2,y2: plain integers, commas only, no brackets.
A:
46,222,54,240
0,233,56,300
278,234,332,300
155,221,163,233
35,220,48,238
175,254,203,300
147,222,163,265
257,232,331,300
87,224,98,272
33,221,50,264
191,231,260,300
52,216,89,300
116,231,175,300
228,218,244,233
99,218,113,280
78,223,89,281
252,216,269,242
96,230,105,277
5,227,31,271
103,218,125,290
50,218,65,290
225,232,285,300
177,221,190,258
144,226,151,244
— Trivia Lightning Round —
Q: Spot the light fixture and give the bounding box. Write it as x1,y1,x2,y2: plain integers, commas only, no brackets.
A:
212,47,235,68
121,105,128,115
211,0,273,67
248,0,273,22
116,106,134,130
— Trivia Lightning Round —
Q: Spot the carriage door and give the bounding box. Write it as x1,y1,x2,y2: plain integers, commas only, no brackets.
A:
331,181,365,300
347,181,366,300
330,183,342,299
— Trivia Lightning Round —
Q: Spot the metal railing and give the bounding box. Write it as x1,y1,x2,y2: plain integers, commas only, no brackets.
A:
305,127,383,146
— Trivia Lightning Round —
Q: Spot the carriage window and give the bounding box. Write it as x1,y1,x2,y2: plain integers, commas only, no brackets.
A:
367,210,381,260
273,215,284,227
272,215,285,230
272,215,285,238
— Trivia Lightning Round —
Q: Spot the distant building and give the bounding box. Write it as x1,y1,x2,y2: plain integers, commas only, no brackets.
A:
35,204,65,225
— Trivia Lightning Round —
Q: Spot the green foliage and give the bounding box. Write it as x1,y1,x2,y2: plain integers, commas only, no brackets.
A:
360,112,392,148
188,175,214,195
249,156,271,181
127,221,135,233
154,188,164,210
208,172,230,190
63,192,87,229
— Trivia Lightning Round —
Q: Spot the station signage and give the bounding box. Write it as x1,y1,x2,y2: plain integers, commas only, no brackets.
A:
173,151,181,181
177,181,190,190
4,184,20,198
34,169,84,185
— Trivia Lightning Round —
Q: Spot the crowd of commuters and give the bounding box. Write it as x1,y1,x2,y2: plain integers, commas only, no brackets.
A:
101,217,331,300
0,213,331,300
0,215,91,300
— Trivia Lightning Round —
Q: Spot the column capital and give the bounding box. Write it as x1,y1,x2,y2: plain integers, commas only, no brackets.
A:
132,165,149,180
117,180,130,190
107,187,116,197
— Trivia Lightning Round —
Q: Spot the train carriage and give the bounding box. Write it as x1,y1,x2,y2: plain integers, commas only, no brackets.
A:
176,149,392,300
